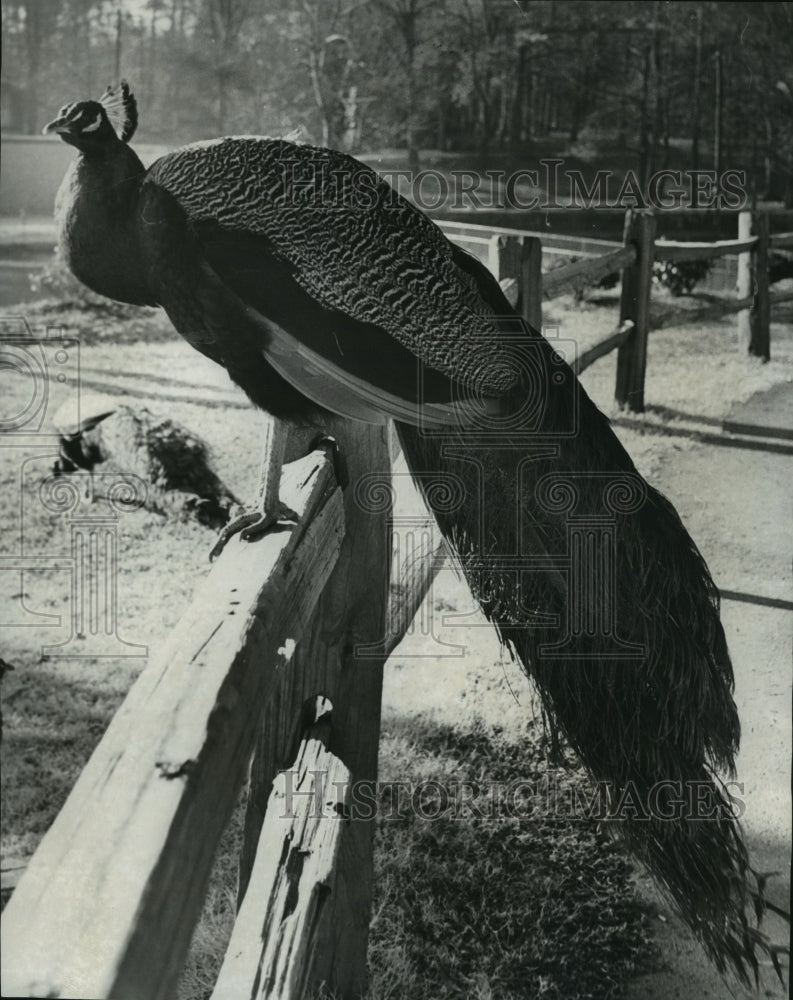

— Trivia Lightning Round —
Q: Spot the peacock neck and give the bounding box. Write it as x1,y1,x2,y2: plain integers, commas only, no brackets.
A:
55,143,156,306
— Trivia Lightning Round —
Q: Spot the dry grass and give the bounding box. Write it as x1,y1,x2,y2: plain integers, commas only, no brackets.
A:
173,718,652,1000
364,718,650,1000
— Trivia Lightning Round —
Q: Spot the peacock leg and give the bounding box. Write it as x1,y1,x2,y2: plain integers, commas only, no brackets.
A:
209,416,298,560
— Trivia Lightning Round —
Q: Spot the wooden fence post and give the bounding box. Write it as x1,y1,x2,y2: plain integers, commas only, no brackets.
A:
749,213,771,360
498,234,543,332
211,703,349,1000
615,209,656,412
238,418,391,1000
736,209,752,349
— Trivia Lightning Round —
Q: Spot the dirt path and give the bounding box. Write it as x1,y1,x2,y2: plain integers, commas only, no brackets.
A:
624,383,792,999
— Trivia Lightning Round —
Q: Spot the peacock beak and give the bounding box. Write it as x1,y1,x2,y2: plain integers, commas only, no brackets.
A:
42,117,73,136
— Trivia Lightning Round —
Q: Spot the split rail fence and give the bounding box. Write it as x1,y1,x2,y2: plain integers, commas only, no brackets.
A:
2,207,792,1000
440,208,793,412
1,415,438,1000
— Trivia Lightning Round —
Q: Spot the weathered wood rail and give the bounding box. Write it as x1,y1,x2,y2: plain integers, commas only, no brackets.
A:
211,702,349,1000
1,415,443,1000
1,447,348,999
441,209,793,411
1,410,445,999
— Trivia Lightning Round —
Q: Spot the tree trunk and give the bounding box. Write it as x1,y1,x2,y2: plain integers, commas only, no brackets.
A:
114,9,123,81
542,90,551,135
342,85,359,151
647,4,661,181
23,1,42,134
308,46,332,147
714,48,723,175
524,66,534,143
656,29,669,168
691,3,703,169
617,46,628,145
509,44,527,148
638,43,651,187
478,93,494,157
405,35,419,172
436,98,446,151
216,69,227,135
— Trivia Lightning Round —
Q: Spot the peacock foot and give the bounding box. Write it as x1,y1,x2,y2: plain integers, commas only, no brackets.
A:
209,500,298,561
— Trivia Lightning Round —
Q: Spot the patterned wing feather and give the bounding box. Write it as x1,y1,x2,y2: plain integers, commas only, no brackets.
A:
147,138,520,397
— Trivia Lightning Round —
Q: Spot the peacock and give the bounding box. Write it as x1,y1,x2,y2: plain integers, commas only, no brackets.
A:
43,82,781,984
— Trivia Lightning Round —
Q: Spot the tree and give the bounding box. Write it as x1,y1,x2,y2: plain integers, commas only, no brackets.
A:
195,0,254,133
2,0,63,133
369,0,441,171
284,0,363,149
3,0,791,203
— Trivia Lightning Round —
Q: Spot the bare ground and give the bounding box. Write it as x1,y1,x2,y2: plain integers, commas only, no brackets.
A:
621,382,792,1000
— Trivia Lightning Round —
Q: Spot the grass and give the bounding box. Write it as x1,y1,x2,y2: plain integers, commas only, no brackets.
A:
20,253,175,345
365,718,649,1000
172,717,652,1000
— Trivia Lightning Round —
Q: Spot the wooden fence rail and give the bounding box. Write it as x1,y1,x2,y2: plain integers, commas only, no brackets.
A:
652,294,754,332
542,244,637,298
441,207,789,410
211,702,349,1000
1,417,440,1000
572,321,635,376
1,447,346,1000
653,236,757,262
235,418,392,1000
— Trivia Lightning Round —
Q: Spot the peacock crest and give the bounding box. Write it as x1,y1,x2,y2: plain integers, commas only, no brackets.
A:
99,80,138,143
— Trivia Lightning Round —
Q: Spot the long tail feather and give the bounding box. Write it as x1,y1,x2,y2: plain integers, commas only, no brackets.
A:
396,334,777,981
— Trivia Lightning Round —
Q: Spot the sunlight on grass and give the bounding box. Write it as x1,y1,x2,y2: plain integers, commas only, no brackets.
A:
175,719,651,1000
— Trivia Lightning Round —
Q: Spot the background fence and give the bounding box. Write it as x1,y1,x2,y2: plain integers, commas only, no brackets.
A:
440,208,793,411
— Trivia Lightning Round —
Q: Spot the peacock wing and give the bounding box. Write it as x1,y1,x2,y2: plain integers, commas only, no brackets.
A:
145,137,523,402
133,173,489,426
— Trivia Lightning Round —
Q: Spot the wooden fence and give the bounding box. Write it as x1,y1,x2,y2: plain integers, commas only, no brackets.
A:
2,208,792,1000
1,416,441,1000
440,209,793,412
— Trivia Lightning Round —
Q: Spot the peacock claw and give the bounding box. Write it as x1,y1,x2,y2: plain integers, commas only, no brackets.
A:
310,434,348,488
209,501,299,561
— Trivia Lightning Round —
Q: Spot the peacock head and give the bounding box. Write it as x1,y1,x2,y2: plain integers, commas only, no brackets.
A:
43,81,138,153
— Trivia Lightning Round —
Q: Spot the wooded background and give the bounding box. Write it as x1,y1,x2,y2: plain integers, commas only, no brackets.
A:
2,1,792,204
